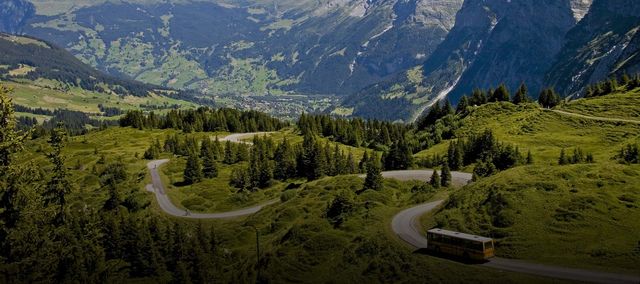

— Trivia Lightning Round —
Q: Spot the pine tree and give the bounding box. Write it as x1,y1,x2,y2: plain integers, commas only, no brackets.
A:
184,153,203,185
346,151,357,174
358,151,369,173
43,122,71,225
539,88,561,108
144,139,162,160
223,140,235,164
200,138,218,179
471,89,488,106
429,170,441,189
558,148,569,165
0,85,29,234
472,159,496,180
301,133,325,181
491,84,510,102
512,83,528,104
0,85,25,170
363,153,383,191
526,150,534,164
443,99,454,115
456,96,469,114
236,143,250,162
212,137,223,160
441,163,451,188
447,141,464,171
101,161,128,211
274,138,296,180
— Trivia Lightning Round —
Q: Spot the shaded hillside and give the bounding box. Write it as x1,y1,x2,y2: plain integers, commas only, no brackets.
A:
0,0,34,33
545,0,640,97
0,33,173,97
345,0,587,122
20,0,462,96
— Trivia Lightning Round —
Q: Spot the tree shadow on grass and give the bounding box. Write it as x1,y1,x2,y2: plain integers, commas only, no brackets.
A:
173,181,190,187
413,248,489,265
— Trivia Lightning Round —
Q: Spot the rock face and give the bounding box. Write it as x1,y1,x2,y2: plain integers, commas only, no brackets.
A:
287,0,463,95
570,0,593,21
0,0,34,34
346,0,583,121
545,0,640,97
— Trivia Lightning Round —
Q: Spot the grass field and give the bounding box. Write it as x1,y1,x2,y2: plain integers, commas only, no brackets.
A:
16,126,563,282
412,94,640,274
14,88,640,281
559,87,640,120
206,175,568,283
415,101,640,165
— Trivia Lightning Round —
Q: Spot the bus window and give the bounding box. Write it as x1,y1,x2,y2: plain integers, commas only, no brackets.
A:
484,241,493,249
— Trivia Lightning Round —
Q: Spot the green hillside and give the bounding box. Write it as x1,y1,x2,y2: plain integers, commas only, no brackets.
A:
3,81,640,282
13,127,554,283
0,33,197,123
415,89,640,273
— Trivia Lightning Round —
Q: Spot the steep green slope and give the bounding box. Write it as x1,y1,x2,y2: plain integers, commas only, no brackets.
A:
558,87,640,121
418,90,640,273
0,33,173,97
12,124,557,283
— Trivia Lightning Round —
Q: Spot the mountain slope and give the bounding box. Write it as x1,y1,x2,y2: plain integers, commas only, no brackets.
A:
345,0,590,122
0,33,195,115
0,0,34,34
13,0,462,97
545,0,640,97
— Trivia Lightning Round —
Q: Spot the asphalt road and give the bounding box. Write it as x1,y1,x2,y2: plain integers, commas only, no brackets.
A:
216,132,275,144
146,159,277,219
391,197,640,283
145,132,278,219
376,170,473,187
148,132,640,282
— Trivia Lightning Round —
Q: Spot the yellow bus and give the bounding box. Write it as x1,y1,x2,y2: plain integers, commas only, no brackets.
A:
426,228,495,261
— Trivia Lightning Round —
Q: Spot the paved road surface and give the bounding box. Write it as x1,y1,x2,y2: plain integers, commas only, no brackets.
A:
550,109,640,124
216,132,275,144
376,170,472,186
391,197,640,283
146,132,277,219
149,132,640,282
146,159,277,219
391,200,444,249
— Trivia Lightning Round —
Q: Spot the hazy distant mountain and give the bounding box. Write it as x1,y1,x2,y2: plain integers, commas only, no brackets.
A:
8,0,462,98
5,0,640,121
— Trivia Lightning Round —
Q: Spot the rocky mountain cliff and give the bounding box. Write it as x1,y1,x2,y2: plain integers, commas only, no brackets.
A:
345,0,591,121
0,0,34,34
545,0,640,97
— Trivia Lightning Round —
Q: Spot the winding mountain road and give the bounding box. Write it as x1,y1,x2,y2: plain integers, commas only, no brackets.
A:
146,132,278,219
146,132,640,282
391,186,640,283
146,159,278,219
216,132,275,144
